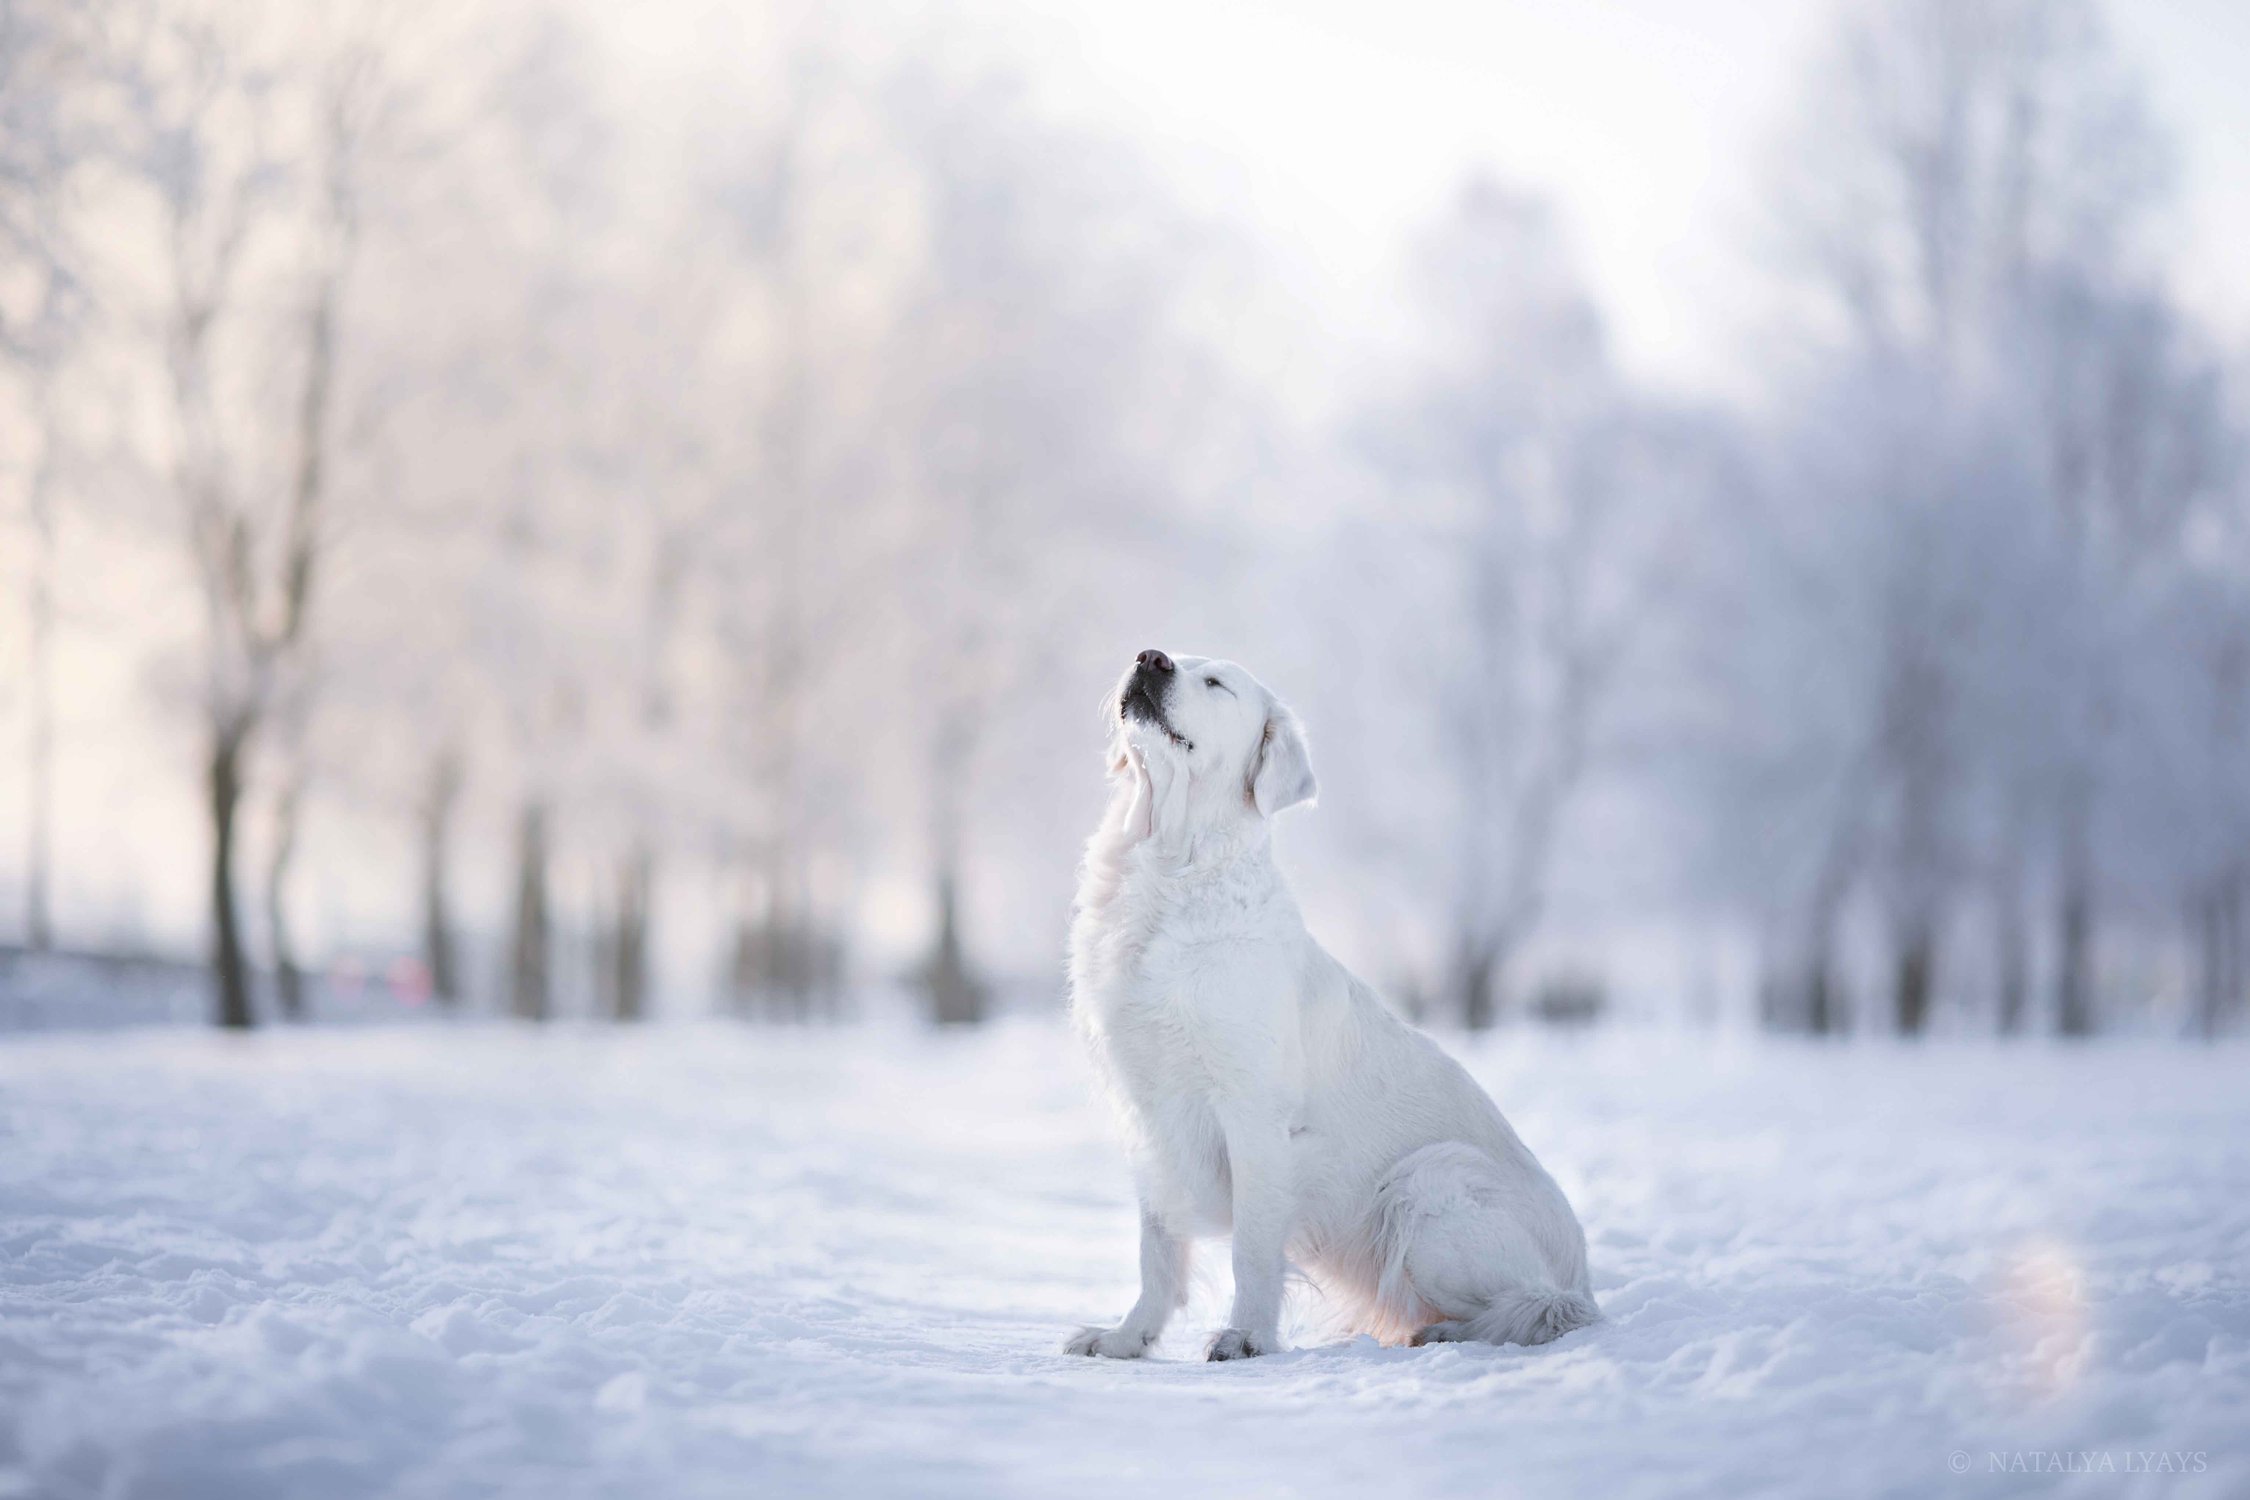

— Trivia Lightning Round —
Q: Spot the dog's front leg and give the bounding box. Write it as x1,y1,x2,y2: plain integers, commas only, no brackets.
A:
1208,1109,1293,1360
1063,1207,1189,1358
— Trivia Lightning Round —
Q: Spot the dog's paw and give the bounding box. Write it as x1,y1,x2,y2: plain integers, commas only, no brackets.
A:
1063,1324,1155,1359
1411,1320,1473,1346
1204,1328,1269,1362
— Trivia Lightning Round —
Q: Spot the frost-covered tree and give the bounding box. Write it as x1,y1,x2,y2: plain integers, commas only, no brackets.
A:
88,0,411,1025
1369,179,1675,1029
1740,0,2236,1035
0,0,100,952
881,68,1213,1025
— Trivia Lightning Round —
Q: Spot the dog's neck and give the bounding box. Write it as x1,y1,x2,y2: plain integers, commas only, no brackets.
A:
1076,765,1280,924
1071,764,1294,1005
1139,810,1272,879
1125,745,1272,864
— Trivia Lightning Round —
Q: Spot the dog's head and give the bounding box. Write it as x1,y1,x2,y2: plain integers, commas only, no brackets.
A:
1103,649,1316,846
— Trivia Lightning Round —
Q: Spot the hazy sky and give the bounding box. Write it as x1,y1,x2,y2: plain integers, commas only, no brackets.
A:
982,0,2250,400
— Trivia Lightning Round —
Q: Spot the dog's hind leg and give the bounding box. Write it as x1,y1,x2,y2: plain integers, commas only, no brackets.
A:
1374,1142,1599,1349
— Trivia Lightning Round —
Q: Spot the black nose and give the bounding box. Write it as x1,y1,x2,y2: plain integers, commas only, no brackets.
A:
1136,649,1174,674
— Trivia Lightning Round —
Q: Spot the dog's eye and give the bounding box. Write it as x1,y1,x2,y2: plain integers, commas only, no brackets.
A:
1206,676,1233,695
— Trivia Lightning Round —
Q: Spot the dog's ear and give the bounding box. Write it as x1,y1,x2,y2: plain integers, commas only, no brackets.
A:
1248,704,1317,817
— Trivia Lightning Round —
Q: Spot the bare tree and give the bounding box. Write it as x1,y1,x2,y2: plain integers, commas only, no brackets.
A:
259,38,381,1019
87,2,404,1025
417,744,463,1004
1375,179,1662,1028
1,0,97,950
712,90,836,1024
123,5,289,1026
508,799,549,1021
15,354,68,953
1758,0,2220,1035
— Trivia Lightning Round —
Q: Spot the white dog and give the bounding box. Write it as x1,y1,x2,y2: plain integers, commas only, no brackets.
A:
1064,649,1597,1361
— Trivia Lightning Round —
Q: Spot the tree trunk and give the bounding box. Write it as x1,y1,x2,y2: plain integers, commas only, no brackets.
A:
1452,934,1504,1032
1804,948,1839,1037
813,928,844,1022
1795,818,1861,1036
265,770,306,1020
2054,786,2097,1036
208,724,254,1029
25,435,56,951
736,878,799,1022
2193,869,2245,1041
726,862,780,1021
419,751,462,1005
1995,878,2028,1036
1763,926,1841,1035
924,870,984,1026
1893,914,1935,1036
2221,872,2245,1036
509,801,550,1022
727,852,843,1022
607,842,652,1022
2056,863,2095,1037
2196,886,2224,1040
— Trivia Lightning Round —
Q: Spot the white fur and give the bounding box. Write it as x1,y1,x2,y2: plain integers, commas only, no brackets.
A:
1064,652,1597,1361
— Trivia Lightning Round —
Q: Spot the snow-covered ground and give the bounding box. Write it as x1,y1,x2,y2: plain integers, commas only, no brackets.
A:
2,1021,2244,1500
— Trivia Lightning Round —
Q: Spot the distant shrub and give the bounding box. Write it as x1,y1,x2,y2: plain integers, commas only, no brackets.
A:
1531,974,1606,1029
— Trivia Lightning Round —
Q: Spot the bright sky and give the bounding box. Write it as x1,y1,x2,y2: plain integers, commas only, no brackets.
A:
978,0,2250,400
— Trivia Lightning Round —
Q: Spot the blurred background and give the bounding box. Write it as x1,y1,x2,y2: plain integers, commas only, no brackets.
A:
3,0,2248,1039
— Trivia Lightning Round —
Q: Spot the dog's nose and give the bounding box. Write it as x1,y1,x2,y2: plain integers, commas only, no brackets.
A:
1136,649,1174,674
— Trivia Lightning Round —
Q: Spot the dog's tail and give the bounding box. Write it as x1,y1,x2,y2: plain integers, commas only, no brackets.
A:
1476,1285,1601,1346
1420,1285,1601,1348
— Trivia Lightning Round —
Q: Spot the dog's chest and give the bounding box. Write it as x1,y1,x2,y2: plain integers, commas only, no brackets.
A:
1076,928,1246,1223
1073,868,1275,1104
1070,848,1299,1227
1079,922,1221,1066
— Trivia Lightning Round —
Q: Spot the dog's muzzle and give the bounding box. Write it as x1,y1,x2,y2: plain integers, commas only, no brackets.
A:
1121,649,1186,746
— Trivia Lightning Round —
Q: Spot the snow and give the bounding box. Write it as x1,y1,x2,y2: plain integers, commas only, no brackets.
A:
2,1020,2246,1499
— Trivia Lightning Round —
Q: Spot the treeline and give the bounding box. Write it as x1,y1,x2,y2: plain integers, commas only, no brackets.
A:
1691,0,2246,1038
2,0,1249,1028
2,0,2245,1038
